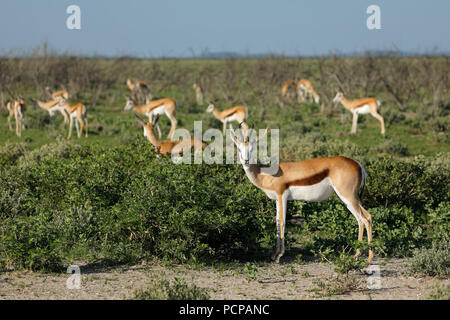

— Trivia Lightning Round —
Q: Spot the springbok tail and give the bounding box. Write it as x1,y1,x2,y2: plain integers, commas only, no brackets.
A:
356,161,367,201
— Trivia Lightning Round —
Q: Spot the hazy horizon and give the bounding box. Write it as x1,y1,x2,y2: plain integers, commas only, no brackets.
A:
1,1,449,58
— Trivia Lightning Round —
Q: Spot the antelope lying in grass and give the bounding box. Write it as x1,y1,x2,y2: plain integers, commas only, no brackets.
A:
229,122,373,263
7,98,26,137
206,102,248,135
134,113,206,157
124,97,178,140
333,92,385,135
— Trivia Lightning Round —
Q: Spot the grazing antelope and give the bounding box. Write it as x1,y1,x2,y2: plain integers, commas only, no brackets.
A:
333,92,385,135
296,79,320,104
45,87,69,100
7,98,25,137
229,123,373,263
281,80,296,98
193,83,204,105
35,98,69,124
206,103,248,135
134,113,206,157
126,79,152,104
124,97,178,140
58,99,88,138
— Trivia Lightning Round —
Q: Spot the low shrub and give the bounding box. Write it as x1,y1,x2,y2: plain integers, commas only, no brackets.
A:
0,138,448,271
132,277,209,300
407,240,450,278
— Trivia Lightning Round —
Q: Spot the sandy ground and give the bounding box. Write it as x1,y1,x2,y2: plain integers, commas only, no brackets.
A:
0,258,447,300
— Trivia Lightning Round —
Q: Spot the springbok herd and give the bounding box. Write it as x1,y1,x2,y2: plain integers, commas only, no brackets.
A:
3,77,384,263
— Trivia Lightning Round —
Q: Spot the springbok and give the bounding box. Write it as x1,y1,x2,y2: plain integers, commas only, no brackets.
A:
193,83,204,105
229,123,373,263
206,103,248,135
35,98,69,124
58,99,88,138
126,79,152,104
134,113,206,157
45,87,69,100
7,98,25,137
333,92,385,135
124,97,178,140
296,79,320,104
281,80,296,98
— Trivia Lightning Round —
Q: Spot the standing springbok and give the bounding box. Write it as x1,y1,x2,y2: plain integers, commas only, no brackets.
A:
124,97,178,140
206,103,248,135
229,123,373,263
45,87,69,100
134,114,206,157
7,98,25,137
333,92,385,135
58,99,88,138
35,98,69,125
296,79,320,104
193,83,204,105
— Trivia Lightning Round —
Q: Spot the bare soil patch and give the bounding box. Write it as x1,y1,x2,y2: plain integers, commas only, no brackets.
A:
0,258,447,300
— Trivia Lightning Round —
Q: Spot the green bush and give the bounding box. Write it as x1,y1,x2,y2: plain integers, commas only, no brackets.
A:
364,156,449,211
426,202,450,242
0,138,448,271
407,241,450,278
0,142,30,169
132,277,209,300
0,139,274,270
374,139,410,157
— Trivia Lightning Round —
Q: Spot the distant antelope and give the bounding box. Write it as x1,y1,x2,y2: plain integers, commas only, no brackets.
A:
281,80,296,98
35,98,69,124
193,83,204,105
124,97,178,139
58,99,88,138
45,87,69,100
296,79,320,104
206,103,248,135
126,79,152,104
6,98,25,137
333,92,385,135
230,122,373,263
134,113,206,157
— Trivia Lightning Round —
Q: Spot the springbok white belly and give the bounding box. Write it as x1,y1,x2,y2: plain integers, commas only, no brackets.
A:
286,177,334,202
224,114,238,123
259,177,335,202
49,105,61,114
355,105,371,115
150,105,166,116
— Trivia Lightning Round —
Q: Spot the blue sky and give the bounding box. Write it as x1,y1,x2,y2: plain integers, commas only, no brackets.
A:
1,0,449,57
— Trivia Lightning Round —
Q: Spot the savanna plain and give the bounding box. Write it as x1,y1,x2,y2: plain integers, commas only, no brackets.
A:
0,53,448,300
